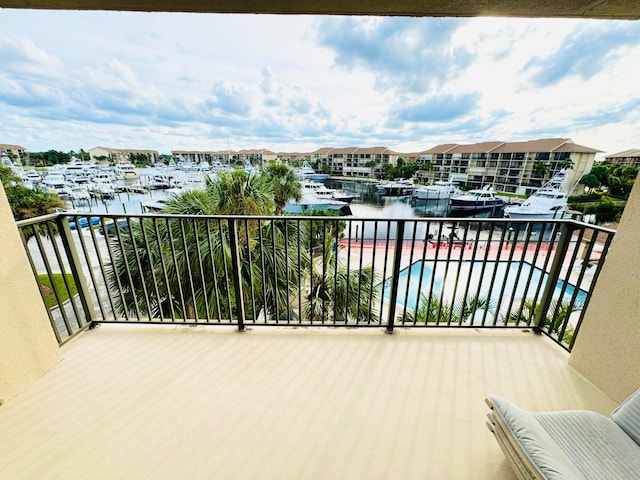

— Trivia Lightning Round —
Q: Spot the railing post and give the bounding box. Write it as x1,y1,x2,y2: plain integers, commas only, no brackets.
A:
534,222,574,333
56,215,96,326
228,219,246,332
386,220,405,334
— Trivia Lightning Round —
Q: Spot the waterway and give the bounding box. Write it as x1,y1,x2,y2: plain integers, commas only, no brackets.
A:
65,169,506,220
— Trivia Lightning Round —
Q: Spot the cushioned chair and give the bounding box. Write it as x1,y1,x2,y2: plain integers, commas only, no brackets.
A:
485,388,640,479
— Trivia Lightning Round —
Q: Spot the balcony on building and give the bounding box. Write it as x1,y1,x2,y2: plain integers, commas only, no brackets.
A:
2,1,640,479
2,187,638,479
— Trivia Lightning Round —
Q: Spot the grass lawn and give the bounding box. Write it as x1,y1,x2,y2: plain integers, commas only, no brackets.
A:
38,273,78,309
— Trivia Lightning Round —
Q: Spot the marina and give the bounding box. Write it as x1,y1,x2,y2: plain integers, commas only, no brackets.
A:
19,164,517,221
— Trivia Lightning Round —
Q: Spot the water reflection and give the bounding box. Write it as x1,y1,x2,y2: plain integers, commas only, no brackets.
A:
327,179,505,220
71,173,505,220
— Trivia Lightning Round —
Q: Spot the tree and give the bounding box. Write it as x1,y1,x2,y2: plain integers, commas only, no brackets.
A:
397,161,419,179
0,165,63,221
129,153,152,165
532,161,550,178
580,173,601,192
304,232,378,323
381,163,394,180
405,292,494,324
419,160,433,172
108,168,307,321
262,162,302,215
365,160,377,178
556,158,575,170
107,167,382,324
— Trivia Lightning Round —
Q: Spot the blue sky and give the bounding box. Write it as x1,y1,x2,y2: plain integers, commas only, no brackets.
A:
1,11,639,157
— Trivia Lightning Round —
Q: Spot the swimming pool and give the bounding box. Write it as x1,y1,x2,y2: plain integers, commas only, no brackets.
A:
384,259,587,312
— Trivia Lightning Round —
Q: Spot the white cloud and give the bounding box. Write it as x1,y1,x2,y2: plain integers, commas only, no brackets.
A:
0,12,638,156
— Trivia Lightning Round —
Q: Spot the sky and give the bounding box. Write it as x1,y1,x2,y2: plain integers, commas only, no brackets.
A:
1,11,639,157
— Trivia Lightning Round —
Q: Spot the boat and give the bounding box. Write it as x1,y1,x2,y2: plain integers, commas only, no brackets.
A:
25,169,42,184
376,179,416,196
115,163,139,179
67,185,91,203
297,163,329,182
8,166,33,188
141,198,171,212
448,185,505,212
301,180,358,204
412,181,462,200
504,171,572,220
88,180,116,199
41,172,68,195
62,162,92,183
147,174,173,190
283,195,352,216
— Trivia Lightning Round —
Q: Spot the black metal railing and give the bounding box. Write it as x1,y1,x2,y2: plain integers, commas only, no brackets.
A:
17,213,615,350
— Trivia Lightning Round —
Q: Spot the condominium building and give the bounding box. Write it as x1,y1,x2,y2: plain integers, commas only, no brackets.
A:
89,147,159,163
172,149,277,165
415,138,601,195
307,146,401,177
235,149,278,164
0,144,27,164
605,149,640,168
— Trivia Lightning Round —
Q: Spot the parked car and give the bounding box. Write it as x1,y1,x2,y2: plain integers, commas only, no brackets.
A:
67,215,101,230
98,218,129,236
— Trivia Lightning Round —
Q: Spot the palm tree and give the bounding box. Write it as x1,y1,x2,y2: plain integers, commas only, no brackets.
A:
304,233,379,323
531,161,550,179
405,292,494,324
365,160,377,178
107,167,384,325
205,168,275,216
505,298,583,344
107,169,309,322
556,158,575,171
262,162,302,214
506,299,538,325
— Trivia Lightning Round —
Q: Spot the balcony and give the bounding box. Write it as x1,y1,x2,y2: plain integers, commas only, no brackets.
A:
0,212,626,479
0,324,616,479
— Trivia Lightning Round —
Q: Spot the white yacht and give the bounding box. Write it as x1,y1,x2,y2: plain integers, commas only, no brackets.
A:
448,185,505,212
301,180,358,204
41,172,68,195
412,181,462,200
284,195,352,216
25,169,42,184
67,185,91,203
376,179,416,196
504,171,573,220
297,163,329,182
115,163,139,179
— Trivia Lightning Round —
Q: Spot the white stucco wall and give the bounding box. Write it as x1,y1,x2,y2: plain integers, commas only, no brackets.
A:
0,184,59,402
569,181,640,402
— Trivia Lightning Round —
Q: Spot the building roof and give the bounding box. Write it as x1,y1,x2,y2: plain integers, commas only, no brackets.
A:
552,141,603,154
0,144,26,151
416,138,602,156
311,148,334,155
354,147,397,155
491,138,564,153
418,144,459,154
448,142,505,153
606,149,640,158
91,147,159,154
328,147,359,155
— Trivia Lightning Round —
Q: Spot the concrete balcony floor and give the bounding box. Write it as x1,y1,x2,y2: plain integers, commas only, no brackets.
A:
0,325,616,479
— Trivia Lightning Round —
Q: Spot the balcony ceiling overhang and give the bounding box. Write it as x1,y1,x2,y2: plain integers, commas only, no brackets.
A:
1,0,639,19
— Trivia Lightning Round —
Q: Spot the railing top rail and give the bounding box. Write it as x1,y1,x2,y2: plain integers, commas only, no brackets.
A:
17,212,617,235
15,212,60,227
